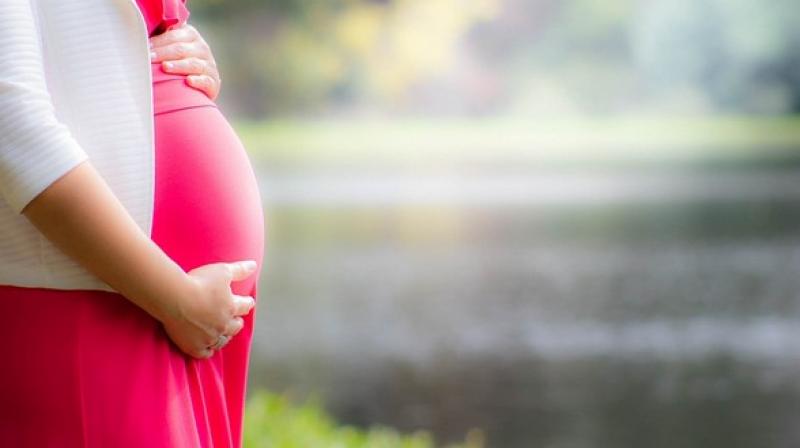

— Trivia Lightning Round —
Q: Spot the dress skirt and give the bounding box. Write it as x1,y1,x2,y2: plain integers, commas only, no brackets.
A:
0,103,265,448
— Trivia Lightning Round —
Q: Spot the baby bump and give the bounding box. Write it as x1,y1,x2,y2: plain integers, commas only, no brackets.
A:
150,103,265,276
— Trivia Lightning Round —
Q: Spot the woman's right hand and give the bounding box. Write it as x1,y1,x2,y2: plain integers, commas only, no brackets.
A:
160,260,258,359
18,158,259,360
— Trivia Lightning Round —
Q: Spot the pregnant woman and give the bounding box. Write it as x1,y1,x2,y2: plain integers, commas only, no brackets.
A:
0,1,264,447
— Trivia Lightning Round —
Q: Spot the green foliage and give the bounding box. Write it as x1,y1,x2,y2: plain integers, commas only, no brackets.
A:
190,0,329,19
189,0,800,118
187,0,501,117
243,389,484,448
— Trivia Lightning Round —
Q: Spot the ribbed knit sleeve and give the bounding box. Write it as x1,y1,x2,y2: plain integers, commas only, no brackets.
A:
0,0,90,214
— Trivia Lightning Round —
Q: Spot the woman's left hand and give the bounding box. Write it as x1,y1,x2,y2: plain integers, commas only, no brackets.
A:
149,23,221,100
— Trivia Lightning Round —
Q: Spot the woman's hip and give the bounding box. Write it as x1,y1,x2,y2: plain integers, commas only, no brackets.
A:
0,286,201,447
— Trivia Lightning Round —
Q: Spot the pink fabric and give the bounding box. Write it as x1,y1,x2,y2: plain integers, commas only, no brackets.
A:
136,0,190,37
0,1,265,446
151,66,216,115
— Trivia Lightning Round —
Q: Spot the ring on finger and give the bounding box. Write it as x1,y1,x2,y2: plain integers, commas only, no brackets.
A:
209,333,230,351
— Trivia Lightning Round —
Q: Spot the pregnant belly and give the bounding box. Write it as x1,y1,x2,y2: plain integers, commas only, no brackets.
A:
149,71,264,275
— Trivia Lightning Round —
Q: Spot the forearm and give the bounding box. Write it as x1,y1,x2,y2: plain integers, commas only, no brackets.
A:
21,159,189,323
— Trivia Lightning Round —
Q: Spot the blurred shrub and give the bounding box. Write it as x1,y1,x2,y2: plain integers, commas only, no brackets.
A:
189,0,500,117
243,389,485,448
190,0,800,118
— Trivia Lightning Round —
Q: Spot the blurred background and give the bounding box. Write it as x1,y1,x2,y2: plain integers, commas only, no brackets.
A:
190,0,800,446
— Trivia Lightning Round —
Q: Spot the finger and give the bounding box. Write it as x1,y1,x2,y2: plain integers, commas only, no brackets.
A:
162,57,209,76
186,75,219,100
150,41,206,63
195,347,214,359
204,323,228,346
225,317,245,337
231,317,245,337
227,260,258,282
207,333,228,350
148,23,199,49
231,294,256,316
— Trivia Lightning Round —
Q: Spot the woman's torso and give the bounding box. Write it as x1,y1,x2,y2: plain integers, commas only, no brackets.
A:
134,0,265,275
0,0,264,291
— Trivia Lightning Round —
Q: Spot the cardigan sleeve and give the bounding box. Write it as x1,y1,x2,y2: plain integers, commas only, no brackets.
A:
0,0,90,214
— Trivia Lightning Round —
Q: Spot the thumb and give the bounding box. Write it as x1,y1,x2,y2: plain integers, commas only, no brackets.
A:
228,260,258,282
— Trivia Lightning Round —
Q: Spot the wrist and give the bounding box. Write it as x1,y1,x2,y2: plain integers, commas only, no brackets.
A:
149,269,197,325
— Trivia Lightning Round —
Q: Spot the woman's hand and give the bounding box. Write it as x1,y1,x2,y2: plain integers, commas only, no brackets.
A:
149,23,221,100
160,260,258,359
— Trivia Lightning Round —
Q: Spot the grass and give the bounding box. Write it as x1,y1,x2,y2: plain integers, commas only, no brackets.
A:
243,389,485,448
234,115,800,170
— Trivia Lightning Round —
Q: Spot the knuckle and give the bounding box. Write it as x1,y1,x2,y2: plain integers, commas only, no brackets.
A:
226,264,237,279
215,321,228,335
225,300,237,316
220,263,233,278
174,42,190,57
194,58,209,72
185,58,199,72
222,268,234,282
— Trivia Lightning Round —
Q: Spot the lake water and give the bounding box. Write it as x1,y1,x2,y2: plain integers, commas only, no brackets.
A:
247,165,800,447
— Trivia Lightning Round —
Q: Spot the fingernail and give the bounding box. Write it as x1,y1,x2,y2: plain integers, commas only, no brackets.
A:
163,61,173,70
243,260,257,270
150,51,157,60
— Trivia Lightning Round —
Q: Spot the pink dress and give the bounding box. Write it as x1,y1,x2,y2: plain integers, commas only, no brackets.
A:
0,1,265,447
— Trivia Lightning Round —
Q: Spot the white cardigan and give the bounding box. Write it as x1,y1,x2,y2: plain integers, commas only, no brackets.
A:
0,0,154,292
